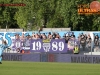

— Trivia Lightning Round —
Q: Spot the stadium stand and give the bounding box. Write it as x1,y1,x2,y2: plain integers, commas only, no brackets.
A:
1,28,100,55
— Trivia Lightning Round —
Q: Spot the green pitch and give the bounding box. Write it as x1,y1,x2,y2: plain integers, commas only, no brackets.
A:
0,61,100,75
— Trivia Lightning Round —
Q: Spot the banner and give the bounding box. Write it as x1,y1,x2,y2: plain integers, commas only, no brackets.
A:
0,31,99,53
30,39,43,52
48,54,55,62
3,53,100,63
49,39,67,53
68,39,79,50
30,39,67,53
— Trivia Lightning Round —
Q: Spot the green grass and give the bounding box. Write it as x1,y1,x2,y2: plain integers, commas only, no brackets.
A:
0,61,100,75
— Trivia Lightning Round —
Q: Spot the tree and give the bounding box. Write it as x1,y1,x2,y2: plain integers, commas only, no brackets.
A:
0,0,100,31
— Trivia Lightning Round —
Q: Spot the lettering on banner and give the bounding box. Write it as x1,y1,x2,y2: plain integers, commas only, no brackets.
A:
0,32,31,46
71,56,92,63
71,56,100,63
15,41,21,48
5,33,12,46
30,39,66,53
3,54,22,61
93,57,100,63
32,41,41,50
12,39,22,50
52,41,64,51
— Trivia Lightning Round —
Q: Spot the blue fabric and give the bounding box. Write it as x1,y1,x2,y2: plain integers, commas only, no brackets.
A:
0,50,2,56
0,44,8,62
0,44,8,52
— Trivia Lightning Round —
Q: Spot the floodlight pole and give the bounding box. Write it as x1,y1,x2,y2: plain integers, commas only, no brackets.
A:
6,24,7,32
6,12,8,32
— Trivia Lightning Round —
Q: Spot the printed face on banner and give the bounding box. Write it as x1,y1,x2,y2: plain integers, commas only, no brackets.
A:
68,40,75,50
68,39,79,50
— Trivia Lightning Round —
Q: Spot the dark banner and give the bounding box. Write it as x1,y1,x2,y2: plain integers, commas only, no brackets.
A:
2,53,40,62
2,53,100,63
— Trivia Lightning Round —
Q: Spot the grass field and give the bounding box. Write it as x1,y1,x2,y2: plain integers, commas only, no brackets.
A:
0,61,100,75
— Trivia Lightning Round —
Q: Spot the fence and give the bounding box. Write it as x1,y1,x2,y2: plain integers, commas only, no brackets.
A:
2,53,100,63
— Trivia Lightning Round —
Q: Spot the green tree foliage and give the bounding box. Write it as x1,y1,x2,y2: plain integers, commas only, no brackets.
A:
0,0,100,31
0,0,19,28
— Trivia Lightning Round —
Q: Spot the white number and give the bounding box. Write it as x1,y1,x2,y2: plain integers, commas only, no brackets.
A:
59,42,64,51
52,41,58,51
16,41,20,48
52,41,64,51
32,41,41,50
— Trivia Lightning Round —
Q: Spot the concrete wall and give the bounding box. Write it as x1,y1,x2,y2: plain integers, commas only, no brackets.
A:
0,29,24,32
43,28,71,31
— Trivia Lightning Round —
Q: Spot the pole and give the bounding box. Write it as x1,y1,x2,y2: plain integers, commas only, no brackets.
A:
6,12,8,32
91,41,92,55
90,32,94,56
6,24,7,32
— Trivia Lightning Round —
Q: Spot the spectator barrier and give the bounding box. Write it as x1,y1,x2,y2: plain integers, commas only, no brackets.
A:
41,53,48,62
48,54,55,62
2,53,100,63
